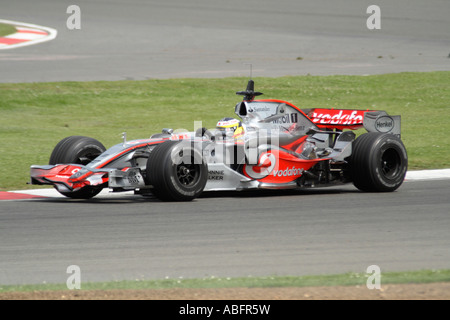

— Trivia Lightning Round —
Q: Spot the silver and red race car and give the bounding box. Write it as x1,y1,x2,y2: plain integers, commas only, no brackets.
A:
30,80,408,201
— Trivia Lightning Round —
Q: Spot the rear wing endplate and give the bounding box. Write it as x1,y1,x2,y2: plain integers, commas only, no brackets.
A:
363,111,401,138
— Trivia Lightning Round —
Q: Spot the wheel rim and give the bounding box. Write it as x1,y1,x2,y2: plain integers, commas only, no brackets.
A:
176,161,200,186
380,148,402,179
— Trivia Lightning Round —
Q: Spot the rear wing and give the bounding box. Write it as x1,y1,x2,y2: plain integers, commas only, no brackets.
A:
304,108,401,137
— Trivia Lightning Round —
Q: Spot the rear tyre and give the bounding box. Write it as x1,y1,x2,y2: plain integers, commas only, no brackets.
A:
349,132,408,192
146,141,208,201
49,136,106,199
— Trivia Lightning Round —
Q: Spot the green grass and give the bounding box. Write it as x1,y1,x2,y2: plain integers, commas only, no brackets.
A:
0,23,16,37
1,269,449,293
1,72,449,191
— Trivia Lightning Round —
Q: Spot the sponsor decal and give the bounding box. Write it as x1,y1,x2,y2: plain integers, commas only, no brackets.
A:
310,109,365,126
251,106,271,113
272,113,299,124
375,115,394,133
55,175,69,179
244,153,276,179
217,119,240,127
170,133,190,140
272,166,303,177
126,170,140,185
208,170,225,181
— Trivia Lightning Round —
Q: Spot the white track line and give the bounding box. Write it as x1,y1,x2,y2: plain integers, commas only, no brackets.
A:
404,169,450,181
9,188,133,198
7,169,450,198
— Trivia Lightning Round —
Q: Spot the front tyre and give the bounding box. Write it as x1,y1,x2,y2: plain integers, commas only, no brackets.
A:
146,141,208,201
49,136,106,199
349,132,408,192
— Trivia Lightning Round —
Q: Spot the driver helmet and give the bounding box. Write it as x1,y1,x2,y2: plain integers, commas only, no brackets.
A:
216,117,244,140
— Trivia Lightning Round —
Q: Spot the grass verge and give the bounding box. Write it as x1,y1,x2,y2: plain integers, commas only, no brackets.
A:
1,269,449,293
0,23,16,37
1,72,449,191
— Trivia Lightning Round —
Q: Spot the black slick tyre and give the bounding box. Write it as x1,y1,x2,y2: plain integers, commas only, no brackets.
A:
349,132,408,192
146,141,208,201
49,136,106,199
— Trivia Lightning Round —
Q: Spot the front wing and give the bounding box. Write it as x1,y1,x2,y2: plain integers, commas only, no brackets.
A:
30,164,110,193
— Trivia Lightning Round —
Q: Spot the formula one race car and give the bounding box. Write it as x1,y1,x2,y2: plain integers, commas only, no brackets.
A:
30,80,408,201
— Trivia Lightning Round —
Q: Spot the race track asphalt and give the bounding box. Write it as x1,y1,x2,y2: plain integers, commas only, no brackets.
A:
1,0,449,82
1,180,449,285
1,0,449,286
